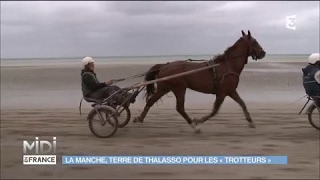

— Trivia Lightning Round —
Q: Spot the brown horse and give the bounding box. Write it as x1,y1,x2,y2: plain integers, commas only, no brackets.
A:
133,30,266,133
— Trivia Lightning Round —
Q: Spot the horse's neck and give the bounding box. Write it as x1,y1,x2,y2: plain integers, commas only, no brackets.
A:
231,56,247,75
226,44,249,75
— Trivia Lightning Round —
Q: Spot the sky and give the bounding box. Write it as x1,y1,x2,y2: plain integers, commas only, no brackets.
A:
1,1,319,58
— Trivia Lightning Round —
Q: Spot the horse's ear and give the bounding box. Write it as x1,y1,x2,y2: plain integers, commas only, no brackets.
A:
241,30,246,37
248,30,251,39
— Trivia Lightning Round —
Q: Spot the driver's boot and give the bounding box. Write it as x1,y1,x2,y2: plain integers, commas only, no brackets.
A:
128,91,140,103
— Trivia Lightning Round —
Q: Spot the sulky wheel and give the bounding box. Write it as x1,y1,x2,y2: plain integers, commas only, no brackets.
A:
87,105,119,138
307,103,320,130
116,105,131,128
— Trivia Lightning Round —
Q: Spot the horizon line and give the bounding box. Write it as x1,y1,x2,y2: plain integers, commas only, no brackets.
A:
0,53,310,60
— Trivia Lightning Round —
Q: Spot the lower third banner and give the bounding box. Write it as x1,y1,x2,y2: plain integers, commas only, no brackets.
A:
61,156,288,165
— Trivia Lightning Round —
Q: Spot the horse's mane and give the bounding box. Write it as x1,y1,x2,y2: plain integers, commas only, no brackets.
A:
212,38,242,64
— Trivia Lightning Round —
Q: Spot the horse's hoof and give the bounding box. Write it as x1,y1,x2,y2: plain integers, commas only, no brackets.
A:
248,122,256,128
194,128,202,134
193,118,203,124
133,117,140,123
133,117,144,123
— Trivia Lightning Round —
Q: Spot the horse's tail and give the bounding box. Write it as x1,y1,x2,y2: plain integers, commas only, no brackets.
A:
145,63,167,98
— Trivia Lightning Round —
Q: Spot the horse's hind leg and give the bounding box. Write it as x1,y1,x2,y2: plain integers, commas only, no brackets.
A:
133,88,169,123
229,90,255,128
193,94,226,124
172,88,201,134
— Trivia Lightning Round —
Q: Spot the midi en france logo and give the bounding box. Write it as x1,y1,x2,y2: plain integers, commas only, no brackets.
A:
22,137,57,165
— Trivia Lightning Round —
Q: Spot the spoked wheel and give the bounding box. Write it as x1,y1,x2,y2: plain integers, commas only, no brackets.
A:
87,106,119,138
307,103,320,130
116,105,131,128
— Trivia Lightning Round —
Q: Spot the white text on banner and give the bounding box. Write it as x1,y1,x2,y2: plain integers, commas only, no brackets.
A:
61,156,287,165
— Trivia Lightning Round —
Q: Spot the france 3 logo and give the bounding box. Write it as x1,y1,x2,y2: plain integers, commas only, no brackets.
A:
286,15,296,30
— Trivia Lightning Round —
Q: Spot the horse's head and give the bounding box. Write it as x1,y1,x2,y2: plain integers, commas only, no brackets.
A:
241,30,266,60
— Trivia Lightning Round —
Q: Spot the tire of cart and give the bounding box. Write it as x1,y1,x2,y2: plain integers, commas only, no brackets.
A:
87,105,119,138
115,105,131,128
307,103,320,130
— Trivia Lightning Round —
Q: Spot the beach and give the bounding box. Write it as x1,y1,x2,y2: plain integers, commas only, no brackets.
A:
1,58,319,179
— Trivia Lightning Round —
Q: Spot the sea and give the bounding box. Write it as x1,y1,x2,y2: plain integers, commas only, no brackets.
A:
0,54,309,109
0,54,310,67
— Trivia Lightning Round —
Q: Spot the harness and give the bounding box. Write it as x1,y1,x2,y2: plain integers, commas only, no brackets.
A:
204,36,255,93
205,60,219,93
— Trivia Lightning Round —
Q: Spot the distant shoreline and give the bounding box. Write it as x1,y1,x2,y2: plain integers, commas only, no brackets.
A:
0,54,309,60
0,54,308,68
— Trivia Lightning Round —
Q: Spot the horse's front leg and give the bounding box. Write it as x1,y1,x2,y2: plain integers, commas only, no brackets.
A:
193,94,226,124
228,90,255,128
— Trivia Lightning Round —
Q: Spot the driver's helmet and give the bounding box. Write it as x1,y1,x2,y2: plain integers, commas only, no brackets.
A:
82,56,94,67
308,53,320,64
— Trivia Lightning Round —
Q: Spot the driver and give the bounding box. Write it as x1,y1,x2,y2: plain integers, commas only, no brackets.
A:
80,56,135,106
302,53,320,107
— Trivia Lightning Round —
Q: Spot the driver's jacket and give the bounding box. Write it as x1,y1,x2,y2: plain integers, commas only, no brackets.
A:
302,64,320,97
81,68,107,97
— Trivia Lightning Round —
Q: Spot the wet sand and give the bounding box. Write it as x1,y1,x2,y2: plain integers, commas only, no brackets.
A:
1,106,319,179
1,62,319,179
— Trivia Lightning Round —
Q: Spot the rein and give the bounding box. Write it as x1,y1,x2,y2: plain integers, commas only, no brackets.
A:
186,59,207,62
220,37,255,80
112,59,209,84
287,95,308,106
111,72,147,84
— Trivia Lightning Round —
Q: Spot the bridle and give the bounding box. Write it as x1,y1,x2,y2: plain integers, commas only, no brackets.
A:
241,36,261,61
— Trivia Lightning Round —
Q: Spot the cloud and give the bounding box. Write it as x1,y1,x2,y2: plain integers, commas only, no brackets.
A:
214,1,257,11
107,1,217,16
0,1,319,58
